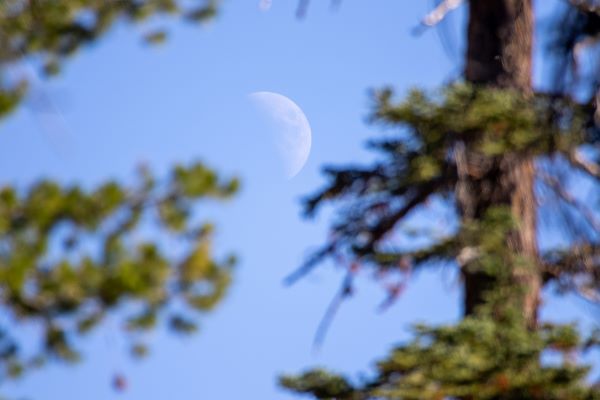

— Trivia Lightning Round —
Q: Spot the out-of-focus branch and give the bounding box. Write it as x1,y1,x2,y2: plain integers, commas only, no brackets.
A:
578,286,600,302
421,0,464,27
312,272,354,349
413,0,464,34
570,0,600,13
284,242,336,285
296,0,310,18
296,0,342,19
540,171,600,233
568,150,600,180
543,243,600,303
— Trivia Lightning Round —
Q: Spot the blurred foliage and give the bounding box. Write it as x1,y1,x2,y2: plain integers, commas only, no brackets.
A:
284,207,600,399
282,319,600,400
292,83,597,287
282,2,600,398
0,0,220,118
0,162,238,379
282,82,600,398
0,0,238,388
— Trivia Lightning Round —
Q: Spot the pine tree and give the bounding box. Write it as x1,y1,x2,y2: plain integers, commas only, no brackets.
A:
282,1,600,399
0,0,238,384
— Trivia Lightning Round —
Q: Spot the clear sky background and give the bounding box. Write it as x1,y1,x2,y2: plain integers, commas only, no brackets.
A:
0,1,596,399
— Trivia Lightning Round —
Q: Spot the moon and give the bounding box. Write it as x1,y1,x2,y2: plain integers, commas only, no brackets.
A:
249,91,312,179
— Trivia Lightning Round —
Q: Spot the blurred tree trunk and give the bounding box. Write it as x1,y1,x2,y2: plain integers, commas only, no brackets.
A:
461,0,540,327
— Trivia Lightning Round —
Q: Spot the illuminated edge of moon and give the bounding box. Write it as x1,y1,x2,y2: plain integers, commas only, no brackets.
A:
249,91,312,179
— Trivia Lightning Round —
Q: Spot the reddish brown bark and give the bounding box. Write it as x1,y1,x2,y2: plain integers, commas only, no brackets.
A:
466,0,533,91
461,0,540,327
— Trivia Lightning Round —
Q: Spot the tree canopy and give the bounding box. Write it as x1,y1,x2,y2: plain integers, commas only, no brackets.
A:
0,0,238,387
0,0,218,118
282,1,600,399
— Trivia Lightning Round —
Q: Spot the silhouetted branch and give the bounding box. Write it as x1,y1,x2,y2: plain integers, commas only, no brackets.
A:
284,242,337,286
313,272,353,349
357,178,451,255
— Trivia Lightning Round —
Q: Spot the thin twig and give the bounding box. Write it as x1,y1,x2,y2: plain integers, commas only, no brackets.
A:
540,171,600,233
283,242,336,286
413,0,464,34
313,273,353,349
569,150,600,180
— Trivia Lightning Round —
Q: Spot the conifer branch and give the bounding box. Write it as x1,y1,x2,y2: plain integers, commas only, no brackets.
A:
543,243,600,302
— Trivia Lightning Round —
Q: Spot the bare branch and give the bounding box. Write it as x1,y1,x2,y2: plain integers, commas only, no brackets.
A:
568,150,600,180
578,286,600,302
313,273,353,349
284,242,336,285
540,171,600,233
413,0,464,34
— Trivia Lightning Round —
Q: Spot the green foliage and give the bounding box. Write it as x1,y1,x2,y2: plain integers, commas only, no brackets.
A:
282,318,600,400
0,0,220,117
0,82,26,119
0,0,233,388
284,81,600,398
286,199,600,400
299,83,595,286
0,161,238,380
280,369,356,400
372,84,587,165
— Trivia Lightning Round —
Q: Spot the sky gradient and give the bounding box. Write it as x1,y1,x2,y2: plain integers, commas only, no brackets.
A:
0,1,596,399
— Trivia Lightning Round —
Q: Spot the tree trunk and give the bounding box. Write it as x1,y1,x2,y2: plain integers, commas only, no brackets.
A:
465,0,533,91
460,0,541,327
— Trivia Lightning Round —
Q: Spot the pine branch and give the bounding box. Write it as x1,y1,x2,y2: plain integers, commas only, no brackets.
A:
372,235,459,268
543,243,600,302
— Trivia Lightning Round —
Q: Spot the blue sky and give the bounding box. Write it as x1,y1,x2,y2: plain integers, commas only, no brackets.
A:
0,1,596,399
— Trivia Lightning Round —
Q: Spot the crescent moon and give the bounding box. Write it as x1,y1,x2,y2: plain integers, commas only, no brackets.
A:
249,91,312,179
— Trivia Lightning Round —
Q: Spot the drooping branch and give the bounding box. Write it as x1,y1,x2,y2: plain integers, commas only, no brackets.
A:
312,272,354,348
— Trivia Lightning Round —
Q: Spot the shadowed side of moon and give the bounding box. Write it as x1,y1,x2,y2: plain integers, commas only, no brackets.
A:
249,91,312,179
